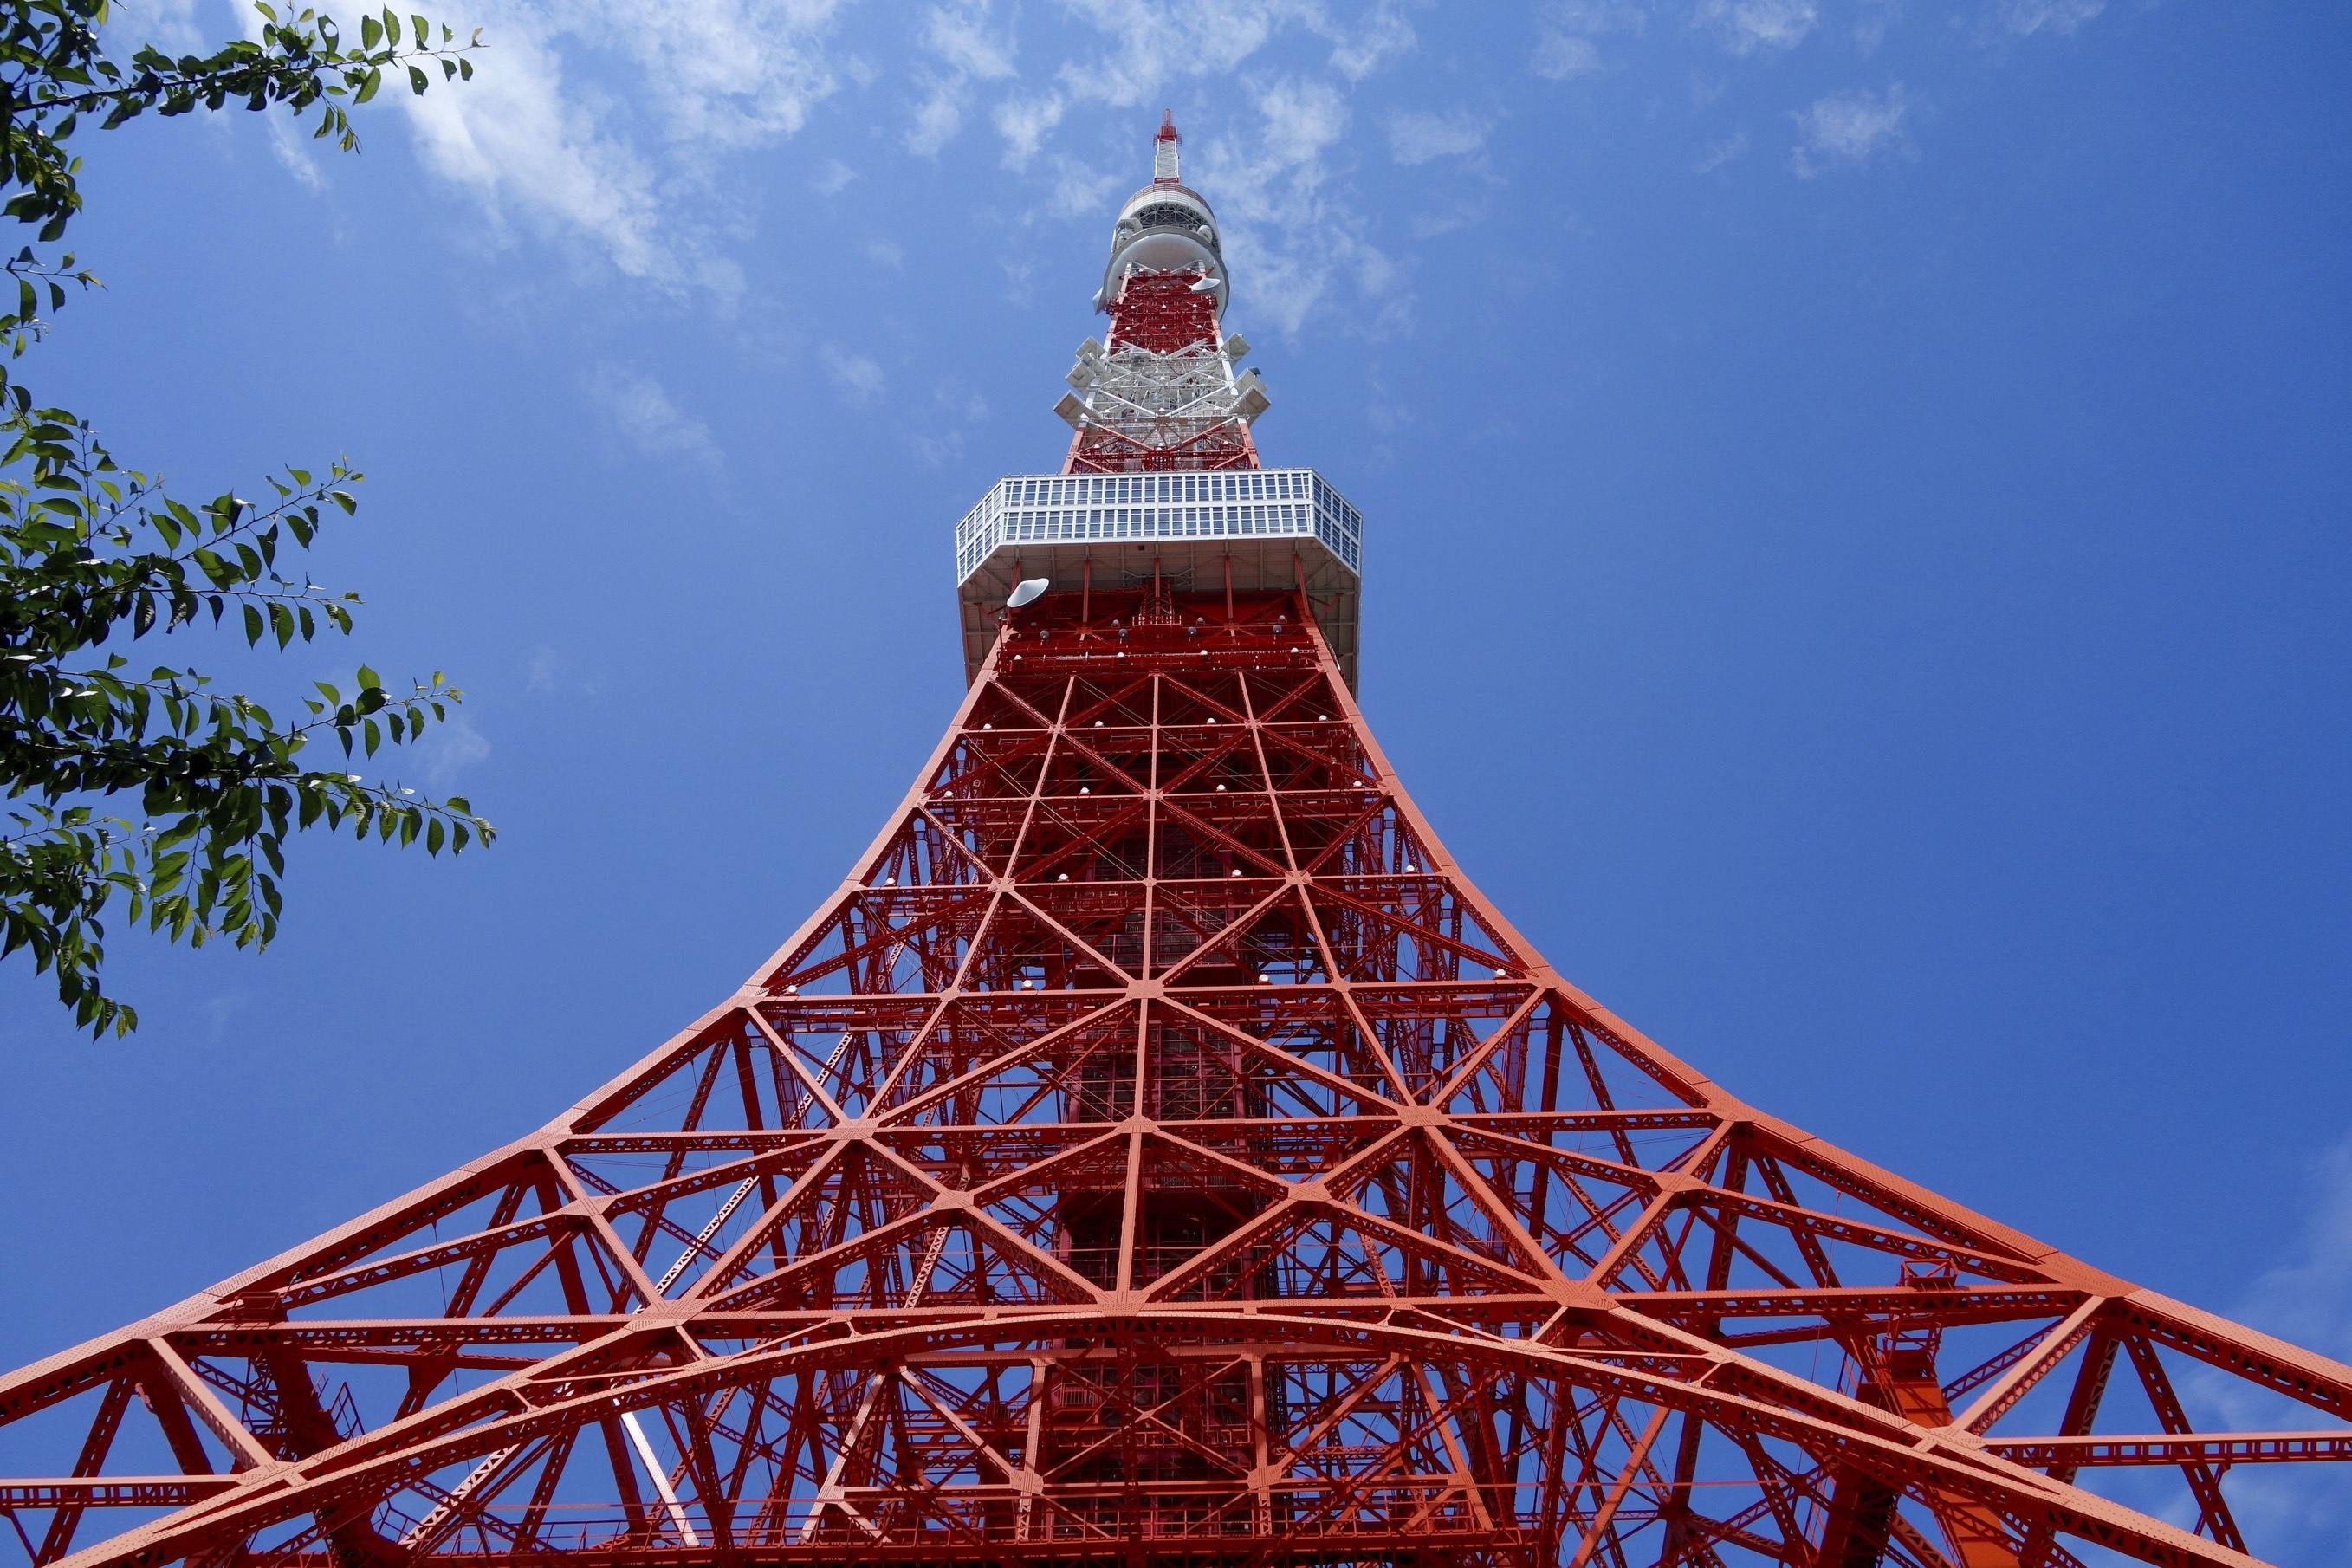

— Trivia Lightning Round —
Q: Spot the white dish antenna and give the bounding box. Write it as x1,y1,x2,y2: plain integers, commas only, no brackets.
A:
1007,578,1050,609
1189,275,1221,294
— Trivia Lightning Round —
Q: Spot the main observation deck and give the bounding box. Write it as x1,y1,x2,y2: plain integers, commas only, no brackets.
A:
954,465,1364,689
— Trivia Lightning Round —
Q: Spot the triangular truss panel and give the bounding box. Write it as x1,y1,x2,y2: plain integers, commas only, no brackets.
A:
7,599,2350,1568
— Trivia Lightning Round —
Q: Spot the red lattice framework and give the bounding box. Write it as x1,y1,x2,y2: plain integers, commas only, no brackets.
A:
1105,271,1219,356
1063,272,1260,476
3,587,2349,1568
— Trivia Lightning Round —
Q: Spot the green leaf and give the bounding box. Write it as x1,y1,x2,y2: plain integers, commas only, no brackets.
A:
360,13,383,48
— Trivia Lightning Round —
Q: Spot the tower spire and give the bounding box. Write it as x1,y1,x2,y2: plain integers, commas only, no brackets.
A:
1053,120,1266,476
1154,108,1180,182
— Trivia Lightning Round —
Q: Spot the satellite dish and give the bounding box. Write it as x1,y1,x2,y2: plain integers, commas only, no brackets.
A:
1189,275,1221,294
1007,578,1050,609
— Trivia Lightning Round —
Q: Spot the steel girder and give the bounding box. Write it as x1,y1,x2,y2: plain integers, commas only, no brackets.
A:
3,589,2349,1568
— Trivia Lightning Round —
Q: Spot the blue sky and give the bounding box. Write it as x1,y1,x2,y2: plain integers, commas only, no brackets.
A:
3,0,2349,1547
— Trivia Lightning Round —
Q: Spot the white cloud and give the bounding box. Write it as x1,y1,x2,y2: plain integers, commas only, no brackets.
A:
1324,0,1416,81
865,237,906,269
910,381,993,467
925,0,1019,79
1788,83,1913,177
1043,154,1118,219
143,0,208,53
906,82,969,158
822,347,887,406
2236,1140,2352,1359
525,645,564,697
614,0,846,148
394,20,699,288
385,0,846,292
2179,1136,2352,1552
586,365,723,469
1532,1,1646,81
994,93,1068,170
198,990,244,1044
812,158,859,194
264,116,326,193
1694,127,1749,172
1854,0,1901,53
1696,0,1818,55
1994,0,2103,36
1191,75,1402,339
522,645,603,699
418,715,492,789
1532,34,1603,79
1388,109,1487,166
907,0,1019,156
1050,0,1409,112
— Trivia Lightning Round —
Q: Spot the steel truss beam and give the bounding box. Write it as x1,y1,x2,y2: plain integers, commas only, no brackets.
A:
2,589,2345,1568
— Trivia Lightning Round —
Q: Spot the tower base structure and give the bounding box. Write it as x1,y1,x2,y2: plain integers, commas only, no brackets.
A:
1,586,2346,1568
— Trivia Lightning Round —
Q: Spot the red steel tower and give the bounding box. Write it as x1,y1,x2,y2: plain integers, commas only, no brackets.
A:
4,119,2351,1568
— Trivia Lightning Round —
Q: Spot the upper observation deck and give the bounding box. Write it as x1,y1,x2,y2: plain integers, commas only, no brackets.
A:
954,465,1363,689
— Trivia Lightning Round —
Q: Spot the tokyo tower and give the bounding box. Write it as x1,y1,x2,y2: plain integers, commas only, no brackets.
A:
7,114,2352,1568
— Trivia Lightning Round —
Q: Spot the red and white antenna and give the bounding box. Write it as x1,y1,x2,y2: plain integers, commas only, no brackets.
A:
1055,117,1267,473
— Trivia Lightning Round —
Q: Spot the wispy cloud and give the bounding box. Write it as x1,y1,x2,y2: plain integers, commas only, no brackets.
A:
910,381,993,467
1042,154,1118,220
523,645,603,699
386,0,846,293
1388,109,1488,166
1323,0,1416,81
1992,0,2103,37
1193,75,1401,339
586,365,723,470
1788,83,1913,177
907,0,1018,156
1694,127,1749,173
1532,1,1646,81
978,1,1412,178
525,645,564,697
418,715,492,789
142,0,209,53
994,93,1067,170
1854,0,1902,53
263,115,327,192
1697,0,1818,56
822,347,887,407
2180,1134,2352,1553
1050,0,1411,110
